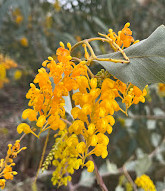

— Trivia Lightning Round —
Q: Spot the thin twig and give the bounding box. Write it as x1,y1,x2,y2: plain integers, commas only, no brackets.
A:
88,156,108,191
149,137,165,158
122,166,137,191
71,37,109,53
61,118,72,126
66,173,76,191
19,133,26,141
71,57,82,62
34,129,50,183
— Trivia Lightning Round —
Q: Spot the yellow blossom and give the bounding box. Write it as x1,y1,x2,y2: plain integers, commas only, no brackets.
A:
17,123,32,134
20,37,28,47
85,161,94,172
0,140,26,190
36,115,46,127
14,70,22,80
0,179,6,190
135,174,156,191
18,27,148,188
22,109,37,121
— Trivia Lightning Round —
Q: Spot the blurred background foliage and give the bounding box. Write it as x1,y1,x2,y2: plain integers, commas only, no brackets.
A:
0,0,165,190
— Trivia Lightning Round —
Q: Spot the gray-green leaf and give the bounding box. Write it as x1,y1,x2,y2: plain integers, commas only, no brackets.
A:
135,154,152,176
79,169,95,187
97,25,165,89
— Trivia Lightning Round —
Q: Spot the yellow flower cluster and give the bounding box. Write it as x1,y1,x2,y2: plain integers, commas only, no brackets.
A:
51,130,77,186
17,42,87,138
51,78,117,186
114,79,147,112
0,140,26,190
107,23,147,112
96,71,147,113
12,8,23,25
108,22,139,49
49,75,147,187
71,78,117,157
0,54,17,88
135,174,156,191
18,24,148,187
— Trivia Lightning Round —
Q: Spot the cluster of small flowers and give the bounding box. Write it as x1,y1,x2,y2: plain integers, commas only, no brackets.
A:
12,8,23,25
17,42,87,138
44,72,147,187
108,22,139,49
96,71,147,112
0,54,17,88
71,77,117,158
135,174,156,191
107,23,147,111
18,24,148,187
115,79,147,111
0,140,26,189
51,130,77,186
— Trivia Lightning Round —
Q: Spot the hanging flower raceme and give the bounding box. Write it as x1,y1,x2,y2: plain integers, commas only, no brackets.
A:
0,140,26,190
17,23,149,188
17,42,88,138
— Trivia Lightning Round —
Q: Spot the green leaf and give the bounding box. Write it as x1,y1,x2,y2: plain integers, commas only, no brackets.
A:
97,25,165,89
99,160,118,175
79,169,95,187
151,133,161,147
135,154,152,176
106,160,118,174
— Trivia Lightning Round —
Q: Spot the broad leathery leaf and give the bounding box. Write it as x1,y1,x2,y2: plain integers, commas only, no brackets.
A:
97,25,165,89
